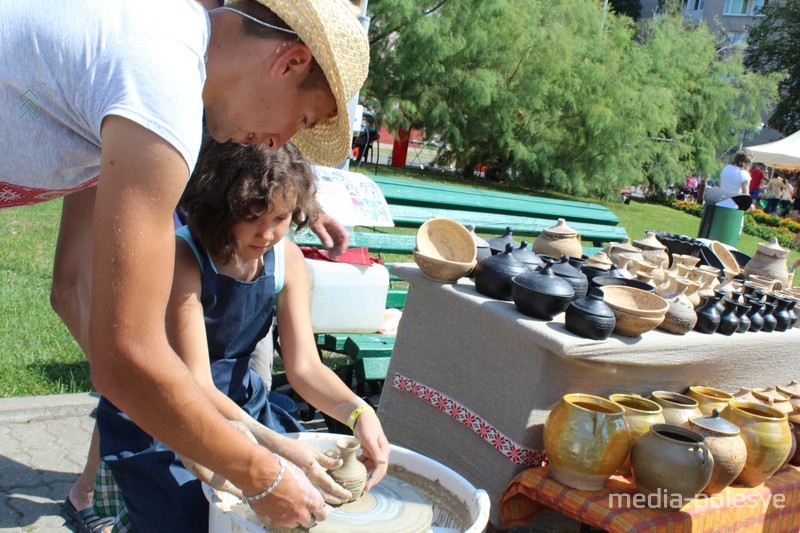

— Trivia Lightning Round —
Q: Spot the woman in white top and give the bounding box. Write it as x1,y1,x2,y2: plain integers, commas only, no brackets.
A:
717,151,753,209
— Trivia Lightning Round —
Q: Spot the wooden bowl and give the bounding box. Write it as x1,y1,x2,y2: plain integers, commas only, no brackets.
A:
711,241,741,275
611,308,664,337
600,285,669,318
413,249,476,283
416,218,477,263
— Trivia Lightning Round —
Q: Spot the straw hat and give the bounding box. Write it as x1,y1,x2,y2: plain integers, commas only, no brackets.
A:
241,0,370,166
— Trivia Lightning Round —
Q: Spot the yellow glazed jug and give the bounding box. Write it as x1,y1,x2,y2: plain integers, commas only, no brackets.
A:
720,400,792,487
609,394,665,474
543,393,631,491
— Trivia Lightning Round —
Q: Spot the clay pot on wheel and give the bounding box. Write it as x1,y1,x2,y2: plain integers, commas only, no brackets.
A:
630,424,714,509
688,410,746,495
543,393,631,491
720,401,792,487
328,437,368,501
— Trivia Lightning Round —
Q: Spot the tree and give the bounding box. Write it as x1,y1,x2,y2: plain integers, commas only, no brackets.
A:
364,0,779,196
745,1,800,135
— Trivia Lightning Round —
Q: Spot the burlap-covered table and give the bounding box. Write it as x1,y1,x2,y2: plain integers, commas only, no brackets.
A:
378,264,800,529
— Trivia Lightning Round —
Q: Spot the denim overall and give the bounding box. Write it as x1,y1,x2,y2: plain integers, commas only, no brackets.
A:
97,229,301,532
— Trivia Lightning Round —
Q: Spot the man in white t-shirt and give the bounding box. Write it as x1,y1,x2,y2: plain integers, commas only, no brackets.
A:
0,1,385,530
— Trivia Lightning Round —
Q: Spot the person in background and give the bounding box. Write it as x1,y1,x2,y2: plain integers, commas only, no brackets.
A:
718,151,752,205
749,162,765,202
779,176,794,216
94,139,389,531
764,170,784,214
1,0,366,529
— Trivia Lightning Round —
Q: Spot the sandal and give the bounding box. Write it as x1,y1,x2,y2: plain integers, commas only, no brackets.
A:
63,498,114,533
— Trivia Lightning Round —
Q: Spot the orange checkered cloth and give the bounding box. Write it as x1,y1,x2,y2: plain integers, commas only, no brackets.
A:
500,465,800,533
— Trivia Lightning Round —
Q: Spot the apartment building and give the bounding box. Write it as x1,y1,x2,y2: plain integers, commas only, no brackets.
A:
639,0,780,145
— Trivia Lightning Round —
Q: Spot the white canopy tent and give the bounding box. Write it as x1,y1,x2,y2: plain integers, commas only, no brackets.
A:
745,129,800,169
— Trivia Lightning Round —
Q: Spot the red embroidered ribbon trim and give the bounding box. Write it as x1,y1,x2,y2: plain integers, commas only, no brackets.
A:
392,372,547,466
0,177,99,209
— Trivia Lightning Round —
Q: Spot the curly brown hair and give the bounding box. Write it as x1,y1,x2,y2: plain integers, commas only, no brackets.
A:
179,138,320,262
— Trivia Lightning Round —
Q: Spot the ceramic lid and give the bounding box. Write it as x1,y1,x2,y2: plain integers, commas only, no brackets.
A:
513,262,575,297
606,238,640,255
752,386,791,404
633,231,667,251
586,251,614,268
689,409,740,436
548,255,586,279
756,237,789,259
512,241,545,267
486,227,518,252
541,218,578,237
569,288,615,318
778,380,800,398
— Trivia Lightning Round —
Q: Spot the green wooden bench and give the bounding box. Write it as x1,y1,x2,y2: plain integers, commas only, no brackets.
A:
388,204,628,247
371,174,620,226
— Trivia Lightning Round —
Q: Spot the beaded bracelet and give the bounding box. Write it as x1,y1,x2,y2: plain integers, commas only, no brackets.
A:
346,404,371,430
243,454,285,504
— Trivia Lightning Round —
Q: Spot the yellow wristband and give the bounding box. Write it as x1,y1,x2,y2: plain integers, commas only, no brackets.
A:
346,404,370,430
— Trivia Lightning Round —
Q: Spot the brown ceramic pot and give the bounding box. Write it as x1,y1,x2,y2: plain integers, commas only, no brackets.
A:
543,393,631,491
533,219,583,259
688,410,747,495
720,401,792,487
744,237,790,290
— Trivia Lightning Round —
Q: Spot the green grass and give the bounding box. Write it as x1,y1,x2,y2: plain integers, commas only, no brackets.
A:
1,171,798,397
0,200,89,397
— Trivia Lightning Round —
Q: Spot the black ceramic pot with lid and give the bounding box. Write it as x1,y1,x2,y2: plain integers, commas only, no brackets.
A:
512,241,545,271
486,227,519,255
510,259,575,320
565,287,616,340
473,243,528,300
543,255,589,301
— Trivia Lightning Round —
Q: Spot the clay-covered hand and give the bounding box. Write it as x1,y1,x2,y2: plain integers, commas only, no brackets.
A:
249,429,352,505
353,409,391,490
181,457,244,499
250,460,332,529
310,211,349,259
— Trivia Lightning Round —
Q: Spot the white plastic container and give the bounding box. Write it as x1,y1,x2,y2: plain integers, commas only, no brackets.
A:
305,259,389,333
204,432,491,533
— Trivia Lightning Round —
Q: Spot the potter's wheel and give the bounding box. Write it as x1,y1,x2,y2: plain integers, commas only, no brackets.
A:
240,475,434,533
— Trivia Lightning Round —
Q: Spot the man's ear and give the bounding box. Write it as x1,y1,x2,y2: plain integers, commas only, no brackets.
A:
271,43,313,78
